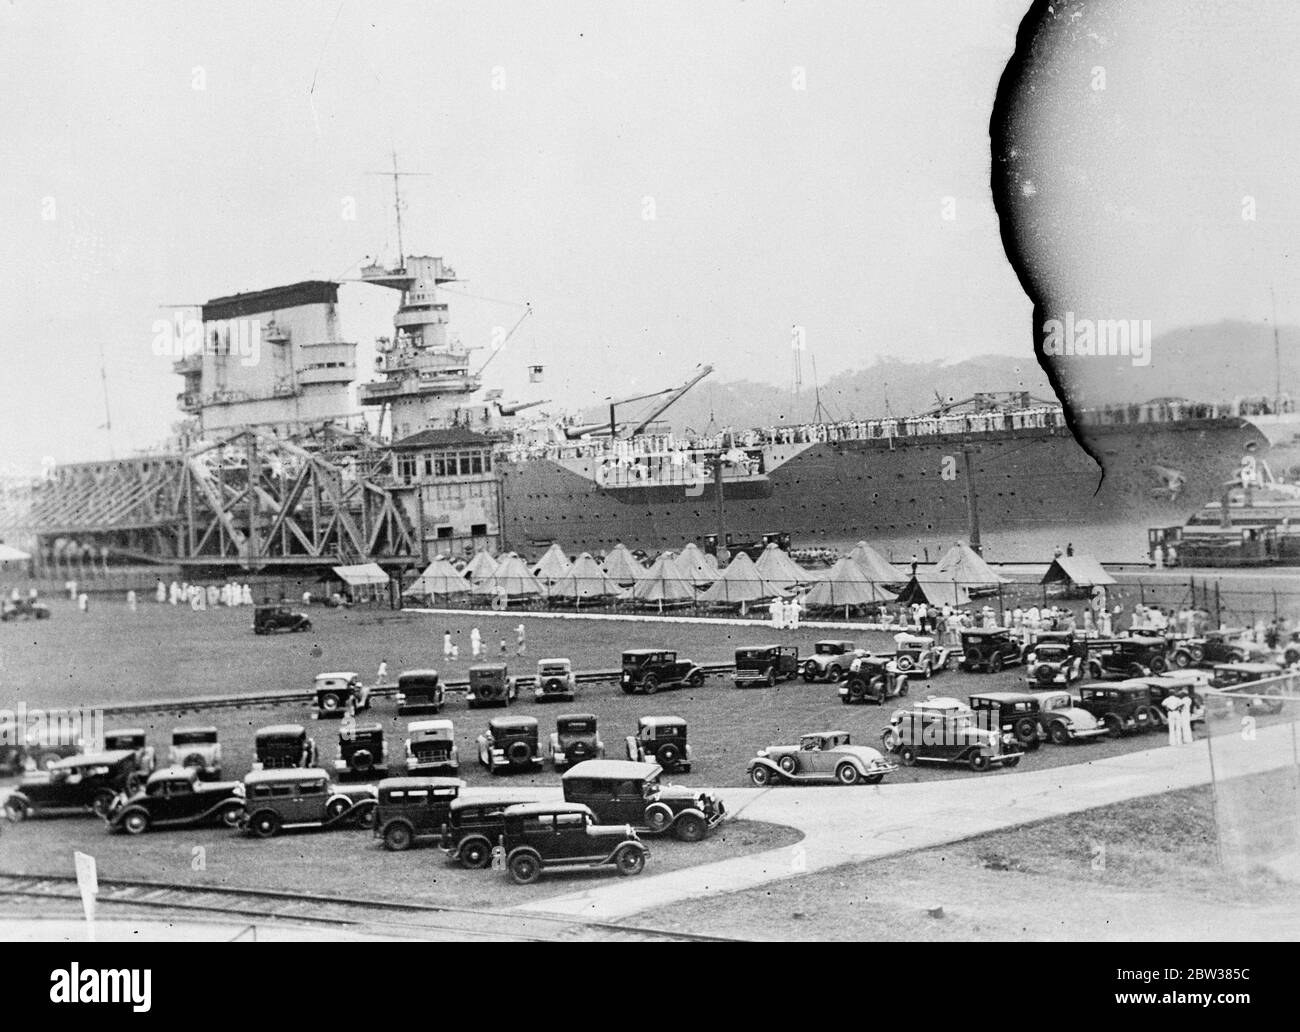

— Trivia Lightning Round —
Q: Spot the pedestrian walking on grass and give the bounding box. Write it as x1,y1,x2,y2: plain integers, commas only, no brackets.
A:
376,659,388,685
515,623,527,656
499,638,508,657
443,629,453,660
470,626,482,658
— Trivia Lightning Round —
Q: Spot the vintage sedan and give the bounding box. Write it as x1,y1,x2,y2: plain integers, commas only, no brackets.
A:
1024,633,1088,686
619,650,706,695
241,768,377,838
314,671,371,716
395,669,444,714
106,766,246,834
548,713,605,772
374,776,466,852
562,759,725,842
801,640,858,683
889,634,953,679
534,658,578,702
733,645,801,687
5,750,147,820
747,731,896,786
499,802,648,885
167,726,222,780
1027,690,1108,744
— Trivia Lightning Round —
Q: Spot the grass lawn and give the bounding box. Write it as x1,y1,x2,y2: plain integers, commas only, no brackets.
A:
631,772,1300,940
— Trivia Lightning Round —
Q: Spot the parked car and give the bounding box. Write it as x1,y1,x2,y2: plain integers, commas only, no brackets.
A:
801,640,858,683
405,719,459,774
1023,690,1108,743
1,598,51,621
252,604,311,635
82,729,156,787
881,697,1023,771
395,669,445,714
1076,682,1158,736
534,658,578,702
1208,662,1288,717
958,629,1026,673
374,776,465,851
441,797,535,868
747,730,896,786
13,726,79,772
620,649,706,695
1168,628,1263,669
840,654,908,705
467,663,519,708
477,716,544,774
1087,636,1169,679
890,634,954,679
106,766,245,834
1135,672,1211,727
252,724,318,770
1024,631,1088,686
314,671,371,716
625,716,692,773
4,750,148,820
241,768,377,838
732,645,801,687
548,713,604,771
1282,632,1300,668
562,759,726,841
333,723,388,778
167,726,222,780
499,802,649,885
967,691,1044,750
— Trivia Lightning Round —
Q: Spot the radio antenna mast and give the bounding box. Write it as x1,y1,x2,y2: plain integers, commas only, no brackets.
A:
98,342,115,459
365,149,434,269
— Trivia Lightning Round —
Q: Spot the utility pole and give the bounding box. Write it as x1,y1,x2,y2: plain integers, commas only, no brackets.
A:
97,343,115,459
962,442,982,556
714,458,726,549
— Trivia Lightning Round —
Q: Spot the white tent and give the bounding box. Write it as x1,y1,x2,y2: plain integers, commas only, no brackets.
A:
897,573,972,607
0,544,31,562
755,542,810,591
472,552,544,598
550,552,623,600
699,550,783,605
848,540,905,584
602,543,644,586
631,553,696,606
935,542,1008,591
803,557,894,609
673,542,717,586
404,557,471,598
1042,555,1116,591
463,550,498,582
332,563,390,587
532,542,573,583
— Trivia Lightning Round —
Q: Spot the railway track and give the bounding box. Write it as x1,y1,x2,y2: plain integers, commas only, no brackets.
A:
89,663,738,716
0,873,740,942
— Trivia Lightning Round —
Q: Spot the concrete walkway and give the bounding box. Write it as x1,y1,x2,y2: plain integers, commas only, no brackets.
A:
515,725,1297,922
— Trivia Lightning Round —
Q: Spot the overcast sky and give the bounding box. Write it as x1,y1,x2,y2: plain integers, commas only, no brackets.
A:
2,0,1294,474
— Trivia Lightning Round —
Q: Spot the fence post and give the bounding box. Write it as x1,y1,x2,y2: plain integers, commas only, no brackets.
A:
997,582,1005,625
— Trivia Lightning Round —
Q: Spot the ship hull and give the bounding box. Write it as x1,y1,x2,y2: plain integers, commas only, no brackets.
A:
499,419,1267,563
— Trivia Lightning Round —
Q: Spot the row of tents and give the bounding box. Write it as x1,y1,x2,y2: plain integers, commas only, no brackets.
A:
399,538,1111,611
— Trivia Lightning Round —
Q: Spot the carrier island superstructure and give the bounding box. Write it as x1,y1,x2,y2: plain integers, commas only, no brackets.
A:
3,243,1278,576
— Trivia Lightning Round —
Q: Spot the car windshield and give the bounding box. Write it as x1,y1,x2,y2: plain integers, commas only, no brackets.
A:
1036,645,1067,657
816,643,844,655
174,732,215,745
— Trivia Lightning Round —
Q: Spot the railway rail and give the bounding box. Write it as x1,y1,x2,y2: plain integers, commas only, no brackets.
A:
0,872,739,942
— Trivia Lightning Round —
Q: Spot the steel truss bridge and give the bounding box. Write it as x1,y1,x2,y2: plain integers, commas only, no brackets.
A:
5,431,418,572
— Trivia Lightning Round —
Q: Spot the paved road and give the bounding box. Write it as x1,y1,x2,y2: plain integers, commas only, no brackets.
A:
514,724,1299,926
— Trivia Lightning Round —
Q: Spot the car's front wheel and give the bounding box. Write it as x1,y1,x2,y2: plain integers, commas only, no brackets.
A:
615,847,646,877
673,814,706,843
687,671,705,688
508,852,541,885
319,692,341,712
968,752,991,772
122,810,149,835
835,762,861,786
1049,723,1071,745
641,675,659,695
826,665,843,683
91,789,116,817
1102,713,1124,738
749,764,773,786
5,799,29,822
803,662,818,683
221,804,244,827
989,654,1004,673
250,811,280,838
899,745,917,767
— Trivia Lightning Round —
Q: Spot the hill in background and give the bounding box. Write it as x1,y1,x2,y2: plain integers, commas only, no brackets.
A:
599,321,1296,432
